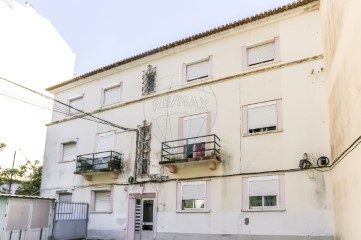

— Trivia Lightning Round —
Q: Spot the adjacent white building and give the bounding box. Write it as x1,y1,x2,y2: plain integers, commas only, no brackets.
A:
42,0,334,239
0,0,75,167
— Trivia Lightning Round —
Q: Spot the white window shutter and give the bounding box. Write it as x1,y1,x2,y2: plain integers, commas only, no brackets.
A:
248,104,277,130
62,142,76,161
186,60,209,81
104,85,121,105
182,183,205,200
183,115,207,144
59,193,72,202
97,133,114,153
94,191,111,212
249,177,278,196
247,42,275,66
69,97,83,114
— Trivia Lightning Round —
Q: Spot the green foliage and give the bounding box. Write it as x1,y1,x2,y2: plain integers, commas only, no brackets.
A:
0,143,6,152
16,160,42,196
0,160,42,196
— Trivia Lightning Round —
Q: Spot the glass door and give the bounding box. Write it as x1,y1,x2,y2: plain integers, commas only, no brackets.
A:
134,198,154,240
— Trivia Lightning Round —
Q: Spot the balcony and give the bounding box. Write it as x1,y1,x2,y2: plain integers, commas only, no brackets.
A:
160,134,221,173
74,150,122,181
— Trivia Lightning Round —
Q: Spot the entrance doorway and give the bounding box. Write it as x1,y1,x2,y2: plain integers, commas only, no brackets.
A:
135,198,154,240
127,192,156,240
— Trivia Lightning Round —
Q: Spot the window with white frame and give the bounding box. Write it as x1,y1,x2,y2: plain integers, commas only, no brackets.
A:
242,37,280,68
242,175,285,211
96,132,115,153
102,84,122,105
183,114,207,158
181,181,206,210
248,176,279,208
92,189,112,212
61,141,76,162
68,96,83,115
242,100,282,135
186,59,209,81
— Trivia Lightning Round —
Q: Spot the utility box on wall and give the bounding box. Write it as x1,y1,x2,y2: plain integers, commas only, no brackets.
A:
0,194,55,240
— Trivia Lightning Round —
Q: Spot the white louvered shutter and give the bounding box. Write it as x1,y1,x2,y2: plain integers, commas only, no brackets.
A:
104,85,121,105
249,176,278,197
69,97,83,114
62,142,76,161
94,191,111,212
59,193,72,202
182,182,205,200
186,60,209,81
248,104,277,130
247,42,275,66
183,115,207,144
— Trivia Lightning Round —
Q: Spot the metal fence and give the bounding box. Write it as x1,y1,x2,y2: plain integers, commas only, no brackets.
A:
52,202,89,240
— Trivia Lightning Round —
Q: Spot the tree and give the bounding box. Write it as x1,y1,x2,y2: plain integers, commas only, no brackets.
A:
16,160,42,196
0,143,6,152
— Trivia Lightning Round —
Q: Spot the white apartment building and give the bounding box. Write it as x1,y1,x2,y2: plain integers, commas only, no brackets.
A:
42,1,334,239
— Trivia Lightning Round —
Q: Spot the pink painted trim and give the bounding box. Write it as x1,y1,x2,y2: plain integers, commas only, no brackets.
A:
242,106,248,135
242,178,249,209
182,63,187,83
206,180,211,209
276,99,283,130
176,182,181,211
241,46,248,69
126,198,135,240
274,36,281,62
278,175,285,209
208,55,214,78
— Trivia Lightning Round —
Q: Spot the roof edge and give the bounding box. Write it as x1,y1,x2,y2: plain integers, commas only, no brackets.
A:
46,0,319,91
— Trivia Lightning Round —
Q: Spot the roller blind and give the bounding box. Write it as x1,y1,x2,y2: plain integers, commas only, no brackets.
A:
247,42,275,66
104,85,121,105
249,177,278,196
94,191,111,212
248,104,277,130
69,97,83,114
62,142,76,161
183,115,207,144
97,132,114,152
59,193,72,202
186,60,209,81
182,182,205,200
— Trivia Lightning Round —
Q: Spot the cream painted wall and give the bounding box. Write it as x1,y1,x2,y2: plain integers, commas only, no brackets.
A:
42,2,334,239
321,0,361,239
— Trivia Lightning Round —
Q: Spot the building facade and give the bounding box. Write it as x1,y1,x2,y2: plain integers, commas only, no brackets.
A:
42,1,334,239
321,0,361,239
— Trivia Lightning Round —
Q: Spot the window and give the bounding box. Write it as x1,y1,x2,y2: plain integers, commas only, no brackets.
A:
102,83,122,105
181,181,206,210
242,37,280,68
182,114,207,158
96,132,114,153
58,193,72,202
138,124,151,175
142,65,156,95
68,95,83,115
242,175,285,211
91,188,112,212
185,58,210,82
242,100,283,135
61,141,76,162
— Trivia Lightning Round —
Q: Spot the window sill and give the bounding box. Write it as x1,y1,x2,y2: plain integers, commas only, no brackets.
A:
186,76,213,83
176,209,210,213
242,208,285,212
89,211,113,214
242,129,283,137
243,59,281,71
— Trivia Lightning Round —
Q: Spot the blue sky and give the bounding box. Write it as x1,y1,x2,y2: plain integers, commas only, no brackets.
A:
18,0,294,75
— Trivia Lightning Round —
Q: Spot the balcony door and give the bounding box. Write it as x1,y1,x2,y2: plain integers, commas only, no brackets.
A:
183,114,207,158
96,132,114,168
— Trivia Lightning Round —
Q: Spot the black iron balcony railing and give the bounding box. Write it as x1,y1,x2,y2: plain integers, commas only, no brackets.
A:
160,134,221,163
75,150,122,173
